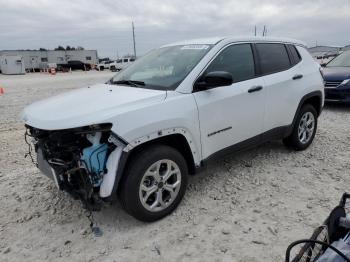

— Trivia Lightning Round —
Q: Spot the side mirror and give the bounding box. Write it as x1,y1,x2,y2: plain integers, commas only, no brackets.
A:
195,71,233,90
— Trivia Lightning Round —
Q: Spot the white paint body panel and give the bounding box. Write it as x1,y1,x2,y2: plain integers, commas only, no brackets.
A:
112,91,202,165
22,84,167,130
262,46,324,132
100,145,124,197
193,77,266,159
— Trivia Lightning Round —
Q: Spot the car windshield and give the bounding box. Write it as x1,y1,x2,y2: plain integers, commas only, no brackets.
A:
110,44,213,90
327,51,350,67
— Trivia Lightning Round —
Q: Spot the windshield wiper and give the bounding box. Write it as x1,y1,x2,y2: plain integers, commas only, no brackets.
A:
112,80,145,87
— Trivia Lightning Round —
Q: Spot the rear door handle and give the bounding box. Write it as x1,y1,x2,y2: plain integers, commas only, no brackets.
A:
292,74,303,80
248,85,263,93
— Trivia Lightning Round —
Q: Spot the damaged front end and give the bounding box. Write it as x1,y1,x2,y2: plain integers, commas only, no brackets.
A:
25,123,125,210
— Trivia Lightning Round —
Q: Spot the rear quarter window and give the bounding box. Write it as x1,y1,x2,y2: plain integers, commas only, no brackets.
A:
256,43,291,75
287,45,302,65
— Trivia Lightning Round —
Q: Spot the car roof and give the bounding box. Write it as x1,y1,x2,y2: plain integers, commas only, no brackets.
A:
162,36,306,48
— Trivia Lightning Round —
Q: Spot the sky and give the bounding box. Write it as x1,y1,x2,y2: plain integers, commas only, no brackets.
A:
0,0,349,59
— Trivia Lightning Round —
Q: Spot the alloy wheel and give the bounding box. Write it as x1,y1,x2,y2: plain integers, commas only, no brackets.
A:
298,111,315,144
139,159,181,212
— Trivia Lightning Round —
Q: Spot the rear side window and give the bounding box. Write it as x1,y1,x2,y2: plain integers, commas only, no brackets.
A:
288,45,302,65
256,43,291,75
205,44,255,83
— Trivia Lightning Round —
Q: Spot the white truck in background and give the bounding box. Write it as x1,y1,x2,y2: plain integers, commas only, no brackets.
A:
110,57,135,72
96,60,113,71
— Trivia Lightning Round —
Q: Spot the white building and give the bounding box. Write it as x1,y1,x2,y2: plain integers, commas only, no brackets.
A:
0,50,98,71
0,55,25,75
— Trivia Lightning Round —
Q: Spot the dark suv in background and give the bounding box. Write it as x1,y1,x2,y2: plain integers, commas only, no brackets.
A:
58,60,92,72
322,50,350,104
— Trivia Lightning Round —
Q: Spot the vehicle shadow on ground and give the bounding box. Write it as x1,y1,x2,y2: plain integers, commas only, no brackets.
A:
324,103,350,112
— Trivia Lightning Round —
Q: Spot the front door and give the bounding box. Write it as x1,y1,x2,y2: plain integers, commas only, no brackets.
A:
193,43,266,159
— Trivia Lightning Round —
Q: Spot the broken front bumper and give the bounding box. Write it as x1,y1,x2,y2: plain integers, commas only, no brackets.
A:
37,148,62,189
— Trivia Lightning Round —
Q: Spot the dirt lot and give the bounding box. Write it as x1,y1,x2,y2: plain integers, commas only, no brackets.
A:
1,71,350,262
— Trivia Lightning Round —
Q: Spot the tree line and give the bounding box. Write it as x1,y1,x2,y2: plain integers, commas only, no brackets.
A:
36,46,85,51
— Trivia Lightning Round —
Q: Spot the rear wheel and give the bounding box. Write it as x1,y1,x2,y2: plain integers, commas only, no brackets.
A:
283,104,318,150
119,145,188,222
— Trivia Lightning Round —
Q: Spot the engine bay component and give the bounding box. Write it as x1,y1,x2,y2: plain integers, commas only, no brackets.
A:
25,124,119,210
81,132,108,187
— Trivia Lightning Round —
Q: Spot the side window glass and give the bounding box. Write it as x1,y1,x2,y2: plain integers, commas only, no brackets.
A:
288,45,302,65
256,43,291,74
205,44,255,83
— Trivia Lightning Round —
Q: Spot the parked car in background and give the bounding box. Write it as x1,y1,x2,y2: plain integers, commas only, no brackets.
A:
110,57,135,72
322,50,350,104
58,60,91,71
96,60,113,71
22,36,324,222
315,54,337,66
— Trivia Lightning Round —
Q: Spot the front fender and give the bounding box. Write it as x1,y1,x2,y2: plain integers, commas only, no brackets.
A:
105,128,200,199
123,127,201,165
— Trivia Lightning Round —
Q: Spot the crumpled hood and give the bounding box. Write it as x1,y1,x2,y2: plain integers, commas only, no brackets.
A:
22,83,166,130
323,67,350,82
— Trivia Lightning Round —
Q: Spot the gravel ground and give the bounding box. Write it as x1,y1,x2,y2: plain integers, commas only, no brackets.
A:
0,71,350,262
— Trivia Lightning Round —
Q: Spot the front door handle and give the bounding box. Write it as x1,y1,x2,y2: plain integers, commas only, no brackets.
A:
292,74,303,80
248,85,263,93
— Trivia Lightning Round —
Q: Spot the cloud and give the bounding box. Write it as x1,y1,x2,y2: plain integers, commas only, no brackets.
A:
0,0,349,58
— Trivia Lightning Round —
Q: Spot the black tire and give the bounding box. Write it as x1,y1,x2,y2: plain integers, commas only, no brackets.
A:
119,145,188,222
283,104,318,151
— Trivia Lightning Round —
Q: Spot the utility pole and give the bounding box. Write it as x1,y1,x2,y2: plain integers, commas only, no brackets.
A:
262,25,266,36
254,25,257,36
132,21,136,58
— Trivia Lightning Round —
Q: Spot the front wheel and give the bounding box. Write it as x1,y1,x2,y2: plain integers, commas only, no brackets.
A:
119,145,188,222
283,104,318,150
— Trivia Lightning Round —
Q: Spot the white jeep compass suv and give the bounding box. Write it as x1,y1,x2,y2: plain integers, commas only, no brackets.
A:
22,36,324,221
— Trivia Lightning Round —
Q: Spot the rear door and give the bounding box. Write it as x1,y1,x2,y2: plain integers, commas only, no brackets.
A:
193,43,266,159
255,43,303,132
